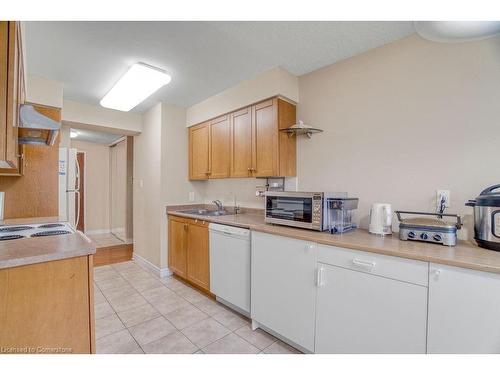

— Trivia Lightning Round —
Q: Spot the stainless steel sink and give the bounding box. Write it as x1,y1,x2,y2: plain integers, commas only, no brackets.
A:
179,209,231,216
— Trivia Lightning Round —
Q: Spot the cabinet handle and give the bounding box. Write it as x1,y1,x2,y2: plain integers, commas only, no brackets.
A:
352,258,376,270
183,223,188,231
431,268,441,280
316,266,324,287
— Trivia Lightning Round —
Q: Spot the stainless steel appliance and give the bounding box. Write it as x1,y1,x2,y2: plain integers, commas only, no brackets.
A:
396,211,462,246
466,184,500,251
209,223,251,316
325,197,359,234
18,104,61,146
264,191,339,230
0,222,74,241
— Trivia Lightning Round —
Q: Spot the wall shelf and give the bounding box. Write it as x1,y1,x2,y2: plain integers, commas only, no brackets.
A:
280,121,323,139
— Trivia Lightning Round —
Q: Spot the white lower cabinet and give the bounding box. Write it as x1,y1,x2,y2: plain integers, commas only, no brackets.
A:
427,263,500,353
315,262,428,353
251,231,318,352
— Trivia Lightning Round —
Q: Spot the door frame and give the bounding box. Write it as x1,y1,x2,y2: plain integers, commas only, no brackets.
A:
76,151,86,232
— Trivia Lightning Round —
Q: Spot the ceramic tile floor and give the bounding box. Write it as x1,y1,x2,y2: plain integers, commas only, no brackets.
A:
94,260,300,354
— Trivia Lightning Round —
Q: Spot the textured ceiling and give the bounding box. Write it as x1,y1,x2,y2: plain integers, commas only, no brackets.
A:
25,21,415,112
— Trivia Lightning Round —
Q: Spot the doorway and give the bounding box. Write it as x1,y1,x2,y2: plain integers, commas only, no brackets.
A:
109,137,133,243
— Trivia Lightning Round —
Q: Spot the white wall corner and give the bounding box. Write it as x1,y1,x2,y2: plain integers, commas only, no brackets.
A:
133,252,172,278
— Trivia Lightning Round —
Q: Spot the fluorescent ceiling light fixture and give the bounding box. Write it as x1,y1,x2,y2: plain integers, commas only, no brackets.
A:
415,21,500,43
100,63,171,112
70,130,78,138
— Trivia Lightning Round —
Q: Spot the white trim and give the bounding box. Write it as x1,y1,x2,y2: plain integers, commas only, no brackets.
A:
76,150,87,233
85,228,111,235
133,253,172,278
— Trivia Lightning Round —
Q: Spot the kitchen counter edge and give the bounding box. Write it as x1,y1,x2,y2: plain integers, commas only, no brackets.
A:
167,209,500,275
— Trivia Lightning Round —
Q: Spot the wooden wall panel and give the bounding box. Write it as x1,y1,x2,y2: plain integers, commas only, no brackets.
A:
0,105,61,218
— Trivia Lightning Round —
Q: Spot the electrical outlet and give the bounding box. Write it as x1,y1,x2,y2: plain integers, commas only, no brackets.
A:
436,190,450,209
189,192,195,202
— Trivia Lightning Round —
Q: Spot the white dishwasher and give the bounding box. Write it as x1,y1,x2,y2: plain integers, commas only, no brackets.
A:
209,223,251,315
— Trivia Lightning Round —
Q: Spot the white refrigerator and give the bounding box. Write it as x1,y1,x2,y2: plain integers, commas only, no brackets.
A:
59,147,81,228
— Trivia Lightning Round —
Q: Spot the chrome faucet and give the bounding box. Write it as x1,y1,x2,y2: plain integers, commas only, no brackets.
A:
212,200,223,212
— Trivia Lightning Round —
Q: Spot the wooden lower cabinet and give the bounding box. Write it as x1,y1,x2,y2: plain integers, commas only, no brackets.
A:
168,216,188,278
0,255,95,354
168,215,210,292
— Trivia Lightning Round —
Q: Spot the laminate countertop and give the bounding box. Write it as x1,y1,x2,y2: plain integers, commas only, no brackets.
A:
167,206,500,275
0,217,96,270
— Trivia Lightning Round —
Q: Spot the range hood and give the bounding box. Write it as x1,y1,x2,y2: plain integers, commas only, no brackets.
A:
18,104,60,146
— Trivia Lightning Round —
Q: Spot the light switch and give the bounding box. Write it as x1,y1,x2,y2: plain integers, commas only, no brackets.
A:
189,192,195,202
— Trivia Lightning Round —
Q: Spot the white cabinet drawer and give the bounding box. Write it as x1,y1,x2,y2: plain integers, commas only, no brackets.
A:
318,244,428,286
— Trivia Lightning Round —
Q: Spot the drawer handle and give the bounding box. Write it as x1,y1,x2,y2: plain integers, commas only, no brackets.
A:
352,258,376,270
316,266,324,287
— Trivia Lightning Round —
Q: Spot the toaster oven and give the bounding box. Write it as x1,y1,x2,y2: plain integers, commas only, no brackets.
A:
264,191,334,231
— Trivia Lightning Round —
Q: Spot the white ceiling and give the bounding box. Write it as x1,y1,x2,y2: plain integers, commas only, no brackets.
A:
25,21,415,113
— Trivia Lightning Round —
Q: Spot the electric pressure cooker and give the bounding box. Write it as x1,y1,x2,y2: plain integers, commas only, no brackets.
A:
466,184,500,251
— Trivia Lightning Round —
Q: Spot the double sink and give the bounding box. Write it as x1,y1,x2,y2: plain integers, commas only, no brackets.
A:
179,208,232,217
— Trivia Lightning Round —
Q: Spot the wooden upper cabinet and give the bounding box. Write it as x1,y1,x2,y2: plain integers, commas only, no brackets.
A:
0,21,25,175
189,122,210,180
252,98,279,177
0,22,9,169
230,107,253,178
188,96,296,180
208,115,230,179
277,99,297,177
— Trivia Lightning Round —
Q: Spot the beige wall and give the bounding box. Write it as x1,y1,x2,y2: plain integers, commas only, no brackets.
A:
297,34,500,239
186,67,299,127
71,140,110,232
26,75,64,108
133,103,162,267
63,99,142,134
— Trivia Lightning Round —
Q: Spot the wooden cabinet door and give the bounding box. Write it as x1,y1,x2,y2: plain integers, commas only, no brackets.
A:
5,21,19,171
189,122,210,180
0,256,92,353
0,22,8,166
251,231,317,352
315,263,427,353
230,107,252,177
168,217,187,278
186,220,210,291
252,98,278,177
209,115,230,179
428,263,500,353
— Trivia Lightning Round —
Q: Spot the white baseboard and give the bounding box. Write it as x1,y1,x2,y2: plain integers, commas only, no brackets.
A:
85,229,111,235
133,253,172,278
